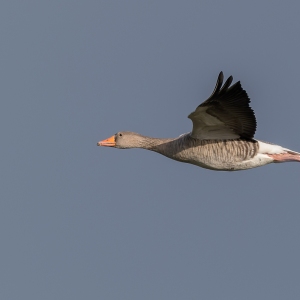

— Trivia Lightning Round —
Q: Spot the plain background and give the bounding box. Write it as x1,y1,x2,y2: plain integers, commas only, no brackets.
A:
1,1,300,299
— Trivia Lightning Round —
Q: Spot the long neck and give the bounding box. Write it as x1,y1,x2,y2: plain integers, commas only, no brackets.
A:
134,134,175,150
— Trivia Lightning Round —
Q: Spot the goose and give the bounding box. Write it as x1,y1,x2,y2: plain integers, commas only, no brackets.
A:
97,72,300,171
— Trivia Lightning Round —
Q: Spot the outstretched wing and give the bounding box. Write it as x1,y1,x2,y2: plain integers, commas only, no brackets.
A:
188,72,256,140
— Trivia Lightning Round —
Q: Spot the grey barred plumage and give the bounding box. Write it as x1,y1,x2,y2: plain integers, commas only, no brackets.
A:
147,134,260,170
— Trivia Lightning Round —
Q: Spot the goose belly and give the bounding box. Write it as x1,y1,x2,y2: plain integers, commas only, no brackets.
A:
186,153,273,171
168,139,274,171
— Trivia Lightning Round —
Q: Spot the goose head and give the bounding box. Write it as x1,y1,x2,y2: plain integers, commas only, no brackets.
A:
97,131,143,149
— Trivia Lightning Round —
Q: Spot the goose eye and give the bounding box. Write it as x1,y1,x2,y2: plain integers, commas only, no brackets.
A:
119,133,122,137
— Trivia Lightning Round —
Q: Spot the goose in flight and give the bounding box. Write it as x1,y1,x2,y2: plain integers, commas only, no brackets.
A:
97,72,300,171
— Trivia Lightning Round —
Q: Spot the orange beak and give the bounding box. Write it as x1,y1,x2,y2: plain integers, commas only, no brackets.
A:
97,135,116,147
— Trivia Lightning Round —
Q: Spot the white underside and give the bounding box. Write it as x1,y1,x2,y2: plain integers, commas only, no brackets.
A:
257,140,286,154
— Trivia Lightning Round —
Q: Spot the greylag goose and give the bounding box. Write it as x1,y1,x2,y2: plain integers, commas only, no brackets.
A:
98,72,300,171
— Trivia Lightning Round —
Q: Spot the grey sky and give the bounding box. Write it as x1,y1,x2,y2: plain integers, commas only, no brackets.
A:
1,1,300,299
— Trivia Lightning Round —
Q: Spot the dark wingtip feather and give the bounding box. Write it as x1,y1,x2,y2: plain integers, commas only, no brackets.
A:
205,72,236,102
220,75,233,93
207,72,224,100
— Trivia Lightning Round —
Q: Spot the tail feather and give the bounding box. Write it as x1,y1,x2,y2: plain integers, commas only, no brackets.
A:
285,148,300,155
